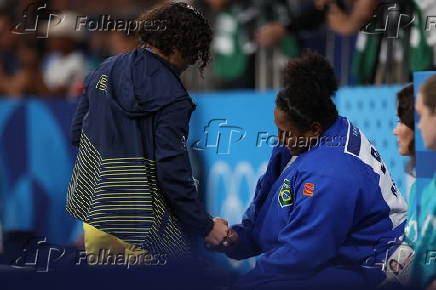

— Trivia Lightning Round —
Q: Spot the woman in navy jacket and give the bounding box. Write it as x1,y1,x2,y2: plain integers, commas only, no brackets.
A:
66,2,228,260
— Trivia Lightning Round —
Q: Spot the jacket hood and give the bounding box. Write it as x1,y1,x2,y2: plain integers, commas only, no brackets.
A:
90,48,191,118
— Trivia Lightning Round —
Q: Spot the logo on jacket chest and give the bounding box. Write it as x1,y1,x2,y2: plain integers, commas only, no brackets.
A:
278,179,293,208
96,74,109,92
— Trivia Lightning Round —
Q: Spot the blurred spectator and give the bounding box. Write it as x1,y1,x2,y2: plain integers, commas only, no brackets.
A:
255,0,434,85
388,85,416,289
0,11,49,98
254,0,362,49
353,0,434,84
412,75,436,290
205,0,257,89
255,0,300,58
205,0,298,89
393,84,416,200
255,1,322,49
416,0,436,68
43,11,87,98
0,41,49,97
315,0,378,36
0,0,430,92
0,13,19,84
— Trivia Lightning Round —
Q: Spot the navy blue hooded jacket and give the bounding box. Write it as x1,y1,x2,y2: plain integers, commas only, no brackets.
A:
66,48,213,256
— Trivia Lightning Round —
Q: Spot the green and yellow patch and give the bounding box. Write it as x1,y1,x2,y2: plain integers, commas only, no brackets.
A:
278,179,293,208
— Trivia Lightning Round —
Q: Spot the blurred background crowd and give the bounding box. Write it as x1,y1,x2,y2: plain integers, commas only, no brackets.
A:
0,0,435,99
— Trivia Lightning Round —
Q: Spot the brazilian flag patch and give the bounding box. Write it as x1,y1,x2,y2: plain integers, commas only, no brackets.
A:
278,179,293,208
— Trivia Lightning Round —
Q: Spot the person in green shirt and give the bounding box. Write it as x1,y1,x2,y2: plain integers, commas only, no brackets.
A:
413,75,436,289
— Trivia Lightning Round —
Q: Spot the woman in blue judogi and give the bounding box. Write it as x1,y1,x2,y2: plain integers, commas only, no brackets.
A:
212,53,408,290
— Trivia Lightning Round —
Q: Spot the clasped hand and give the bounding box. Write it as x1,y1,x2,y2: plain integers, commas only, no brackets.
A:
204,217,238,252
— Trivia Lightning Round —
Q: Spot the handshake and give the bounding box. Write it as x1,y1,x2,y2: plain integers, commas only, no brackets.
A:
204,217,238,252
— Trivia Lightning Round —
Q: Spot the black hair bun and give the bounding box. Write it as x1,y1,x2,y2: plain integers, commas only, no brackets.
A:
276,51,339,131
283,51,338,101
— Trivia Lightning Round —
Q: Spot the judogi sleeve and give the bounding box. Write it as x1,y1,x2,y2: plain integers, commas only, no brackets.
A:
154,99,214,237
226,176,265,260
237,172,358,285
227,147,292,260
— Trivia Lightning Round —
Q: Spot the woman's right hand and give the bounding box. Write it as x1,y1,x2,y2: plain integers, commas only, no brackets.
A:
205,217,229,246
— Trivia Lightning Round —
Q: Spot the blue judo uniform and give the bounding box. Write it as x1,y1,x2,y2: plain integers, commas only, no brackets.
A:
227,116,408,290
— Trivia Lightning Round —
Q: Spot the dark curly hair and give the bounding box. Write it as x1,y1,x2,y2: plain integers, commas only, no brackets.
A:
397,84,415,130
138,2,212,72
276,52,338,131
